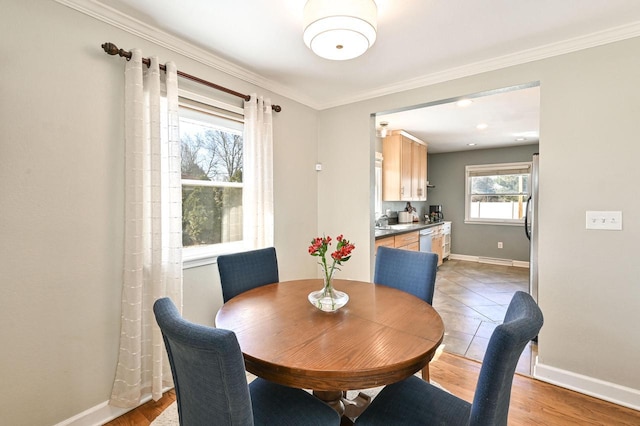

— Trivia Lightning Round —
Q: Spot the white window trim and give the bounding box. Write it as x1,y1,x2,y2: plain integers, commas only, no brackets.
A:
179,89,247,268
464,161,531,226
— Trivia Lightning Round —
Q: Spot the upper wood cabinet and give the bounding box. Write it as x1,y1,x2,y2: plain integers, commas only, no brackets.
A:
382,130,427,201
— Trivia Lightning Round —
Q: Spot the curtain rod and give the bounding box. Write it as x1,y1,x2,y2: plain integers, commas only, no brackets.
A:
101,42,282,112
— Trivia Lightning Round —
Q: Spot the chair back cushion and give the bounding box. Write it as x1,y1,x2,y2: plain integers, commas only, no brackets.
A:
153,298,254,426
374,246,438,304
218,247,279,302
470,291,544,426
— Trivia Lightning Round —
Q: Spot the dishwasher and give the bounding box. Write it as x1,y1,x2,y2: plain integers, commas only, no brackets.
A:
419,228,433,252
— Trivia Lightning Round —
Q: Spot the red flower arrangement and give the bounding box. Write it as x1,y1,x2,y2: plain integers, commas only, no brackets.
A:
308,234,355,293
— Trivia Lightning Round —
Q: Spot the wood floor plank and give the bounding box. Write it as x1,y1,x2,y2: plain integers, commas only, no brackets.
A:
104,390,175,426
430,353,640,425
107,355,639,425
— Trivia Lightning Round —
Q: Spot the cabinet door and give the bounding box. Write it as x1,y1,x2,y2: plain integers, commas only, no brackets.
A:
411,141,420,200
382,135,401,200
417,144,427,201
382,132,427,201
399,241,420,251
375,236,395,250
431,225,443,265
400,136,413,200
394,231,419,248
432,235,444,266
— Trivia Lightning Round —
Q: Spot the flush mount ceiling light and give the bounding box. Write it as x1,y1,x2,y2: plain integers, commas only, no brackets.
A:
303,0,378,61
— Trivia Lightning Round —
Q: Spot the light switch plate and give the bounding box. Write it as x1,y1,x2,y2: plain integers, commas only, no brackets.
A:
585,211,622,230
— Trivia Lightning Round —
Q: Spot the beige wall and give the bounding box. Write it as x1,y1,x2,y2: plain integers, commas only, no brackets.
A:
2,1,639,425
0,2,318,425
318,39,640,406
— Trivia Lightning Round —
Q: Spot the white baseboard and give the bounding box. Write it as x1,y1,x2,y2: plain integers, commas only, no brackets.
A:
53,399,140,426
535,363,640,412
54,387,173,426
448,253,530,268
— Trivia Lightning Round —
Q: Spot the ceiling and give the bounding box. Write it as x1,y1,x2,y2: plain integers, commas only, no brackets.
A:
376,84,540,153
79,0,640,152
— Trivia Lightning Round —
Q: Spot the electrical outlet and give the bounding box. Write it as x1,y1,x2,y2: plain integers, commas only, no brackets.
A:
498,242,503,249
315,163,322,171
585,211,622,230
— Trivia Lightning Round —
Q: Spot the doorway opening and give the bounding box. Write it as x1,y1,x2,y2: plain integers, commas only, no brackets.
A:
373,82,540,376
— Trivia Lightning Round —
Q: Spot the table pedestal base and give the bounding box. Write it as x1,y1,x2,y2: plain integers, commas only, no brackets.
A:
312,390,372,425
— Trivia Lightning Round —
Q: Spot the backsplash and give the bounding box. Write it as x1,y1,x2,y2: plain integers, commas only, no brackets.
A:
380,201,429,221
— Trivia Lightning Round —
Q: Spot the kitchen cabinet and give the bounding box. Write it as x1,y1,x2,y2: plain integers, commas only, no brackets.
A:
413,143,427,200
375,231,419,254
431,225,444,266
375,236,395,251
382,130,427,201
394,231,419,251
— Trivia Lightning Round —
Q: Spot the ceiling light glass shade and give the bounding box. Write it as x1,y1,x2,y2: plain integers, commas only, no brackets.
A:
303,0,377,61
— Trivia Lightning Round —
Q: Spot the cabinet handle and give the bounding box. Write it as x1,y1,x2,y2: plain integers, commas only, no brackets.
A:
401,186,404,195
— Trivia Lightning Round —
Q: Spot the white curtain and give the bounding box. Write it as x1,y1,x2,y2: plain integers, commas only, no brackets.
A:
110,49,183,407
243,94,274,248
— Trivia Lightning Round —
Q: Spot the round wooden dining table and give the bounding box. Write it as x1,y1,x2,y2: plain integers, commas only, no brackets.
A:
215,279,444,421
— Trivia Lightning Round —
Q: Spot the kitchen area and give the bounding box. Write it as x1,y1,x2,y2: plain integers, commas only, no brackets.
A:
374,210,451,267
374,129,451,266
373,86,540,375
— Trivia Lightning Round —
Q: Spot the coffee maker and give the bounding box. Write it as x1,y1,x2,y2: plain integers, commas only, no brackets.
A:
429,205,443,222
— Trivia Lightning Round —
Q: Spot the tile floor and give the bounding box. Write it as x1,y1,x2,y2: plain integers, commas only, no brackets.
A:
433,258,536,376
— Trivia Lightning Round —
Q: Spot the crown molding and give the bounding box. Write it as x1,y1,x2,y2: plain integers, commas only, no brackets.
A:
55,0,640,111
317,20,640,110
54,0,320,108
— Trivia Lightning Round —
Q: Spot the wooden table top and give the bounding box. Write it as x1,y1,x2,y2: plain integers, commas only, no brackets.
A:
215,279,444,391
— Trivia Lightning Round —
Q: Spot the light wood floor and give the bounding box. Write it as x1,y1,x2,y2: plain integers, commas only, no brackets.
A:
105,352,639,425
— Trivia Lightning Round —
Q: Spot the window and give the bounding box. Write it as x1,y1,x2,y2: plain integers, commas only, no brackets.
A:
465,162,531,225
179,94,245,263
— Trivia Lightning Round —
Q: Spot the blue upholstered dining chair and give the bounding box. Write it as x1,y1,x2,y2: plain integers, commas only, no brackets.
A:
217,247,279,302
354,291,543,426
374,246,440,380
374,246,438,305
153,297,340,426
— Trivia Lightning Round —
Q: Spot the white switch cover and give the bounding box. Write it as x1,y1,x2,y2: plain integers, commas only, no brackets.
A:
585,211,622,230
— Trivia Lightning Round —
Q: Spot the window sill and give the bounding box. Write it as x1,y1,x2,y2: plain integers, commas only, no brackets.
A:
182,241,246,269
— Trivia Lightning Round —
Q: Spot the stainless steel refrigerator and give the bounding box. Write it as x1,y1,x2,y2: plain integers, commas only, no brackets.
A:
525,153,539,303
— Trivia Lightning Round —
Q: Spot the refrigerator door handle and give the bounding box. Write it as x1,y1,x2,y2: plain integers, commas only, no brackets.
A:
524,195,532,240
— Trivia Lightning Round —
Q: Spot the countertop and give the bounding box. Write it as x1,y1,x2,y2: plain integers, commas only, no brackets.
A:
375,221,447,239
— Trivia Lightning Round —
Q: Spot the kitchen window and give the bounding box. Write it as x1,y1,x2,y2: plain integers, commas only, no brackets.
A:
464,162,531,225
179,92,246,265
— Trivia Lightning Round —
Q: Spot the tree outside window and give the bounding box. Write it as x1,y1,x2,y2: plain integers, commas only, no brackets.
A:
180,107,243,247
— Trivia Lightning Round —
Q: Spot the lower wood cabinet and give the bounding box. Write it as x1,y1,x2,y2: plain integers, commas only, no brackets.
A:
375,231,419,253
431,225,444,266
375,236,395,251
393,231,419,250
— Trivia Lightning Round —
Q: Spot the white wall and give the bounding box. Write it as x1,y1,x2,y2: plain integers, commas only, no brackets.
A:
0,2,318,425
317,39,640,408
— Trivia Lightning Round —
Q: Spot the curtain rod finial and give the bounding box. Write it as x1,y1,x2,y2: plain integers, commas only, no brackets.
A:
102,42,119,55
102,42,132,60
